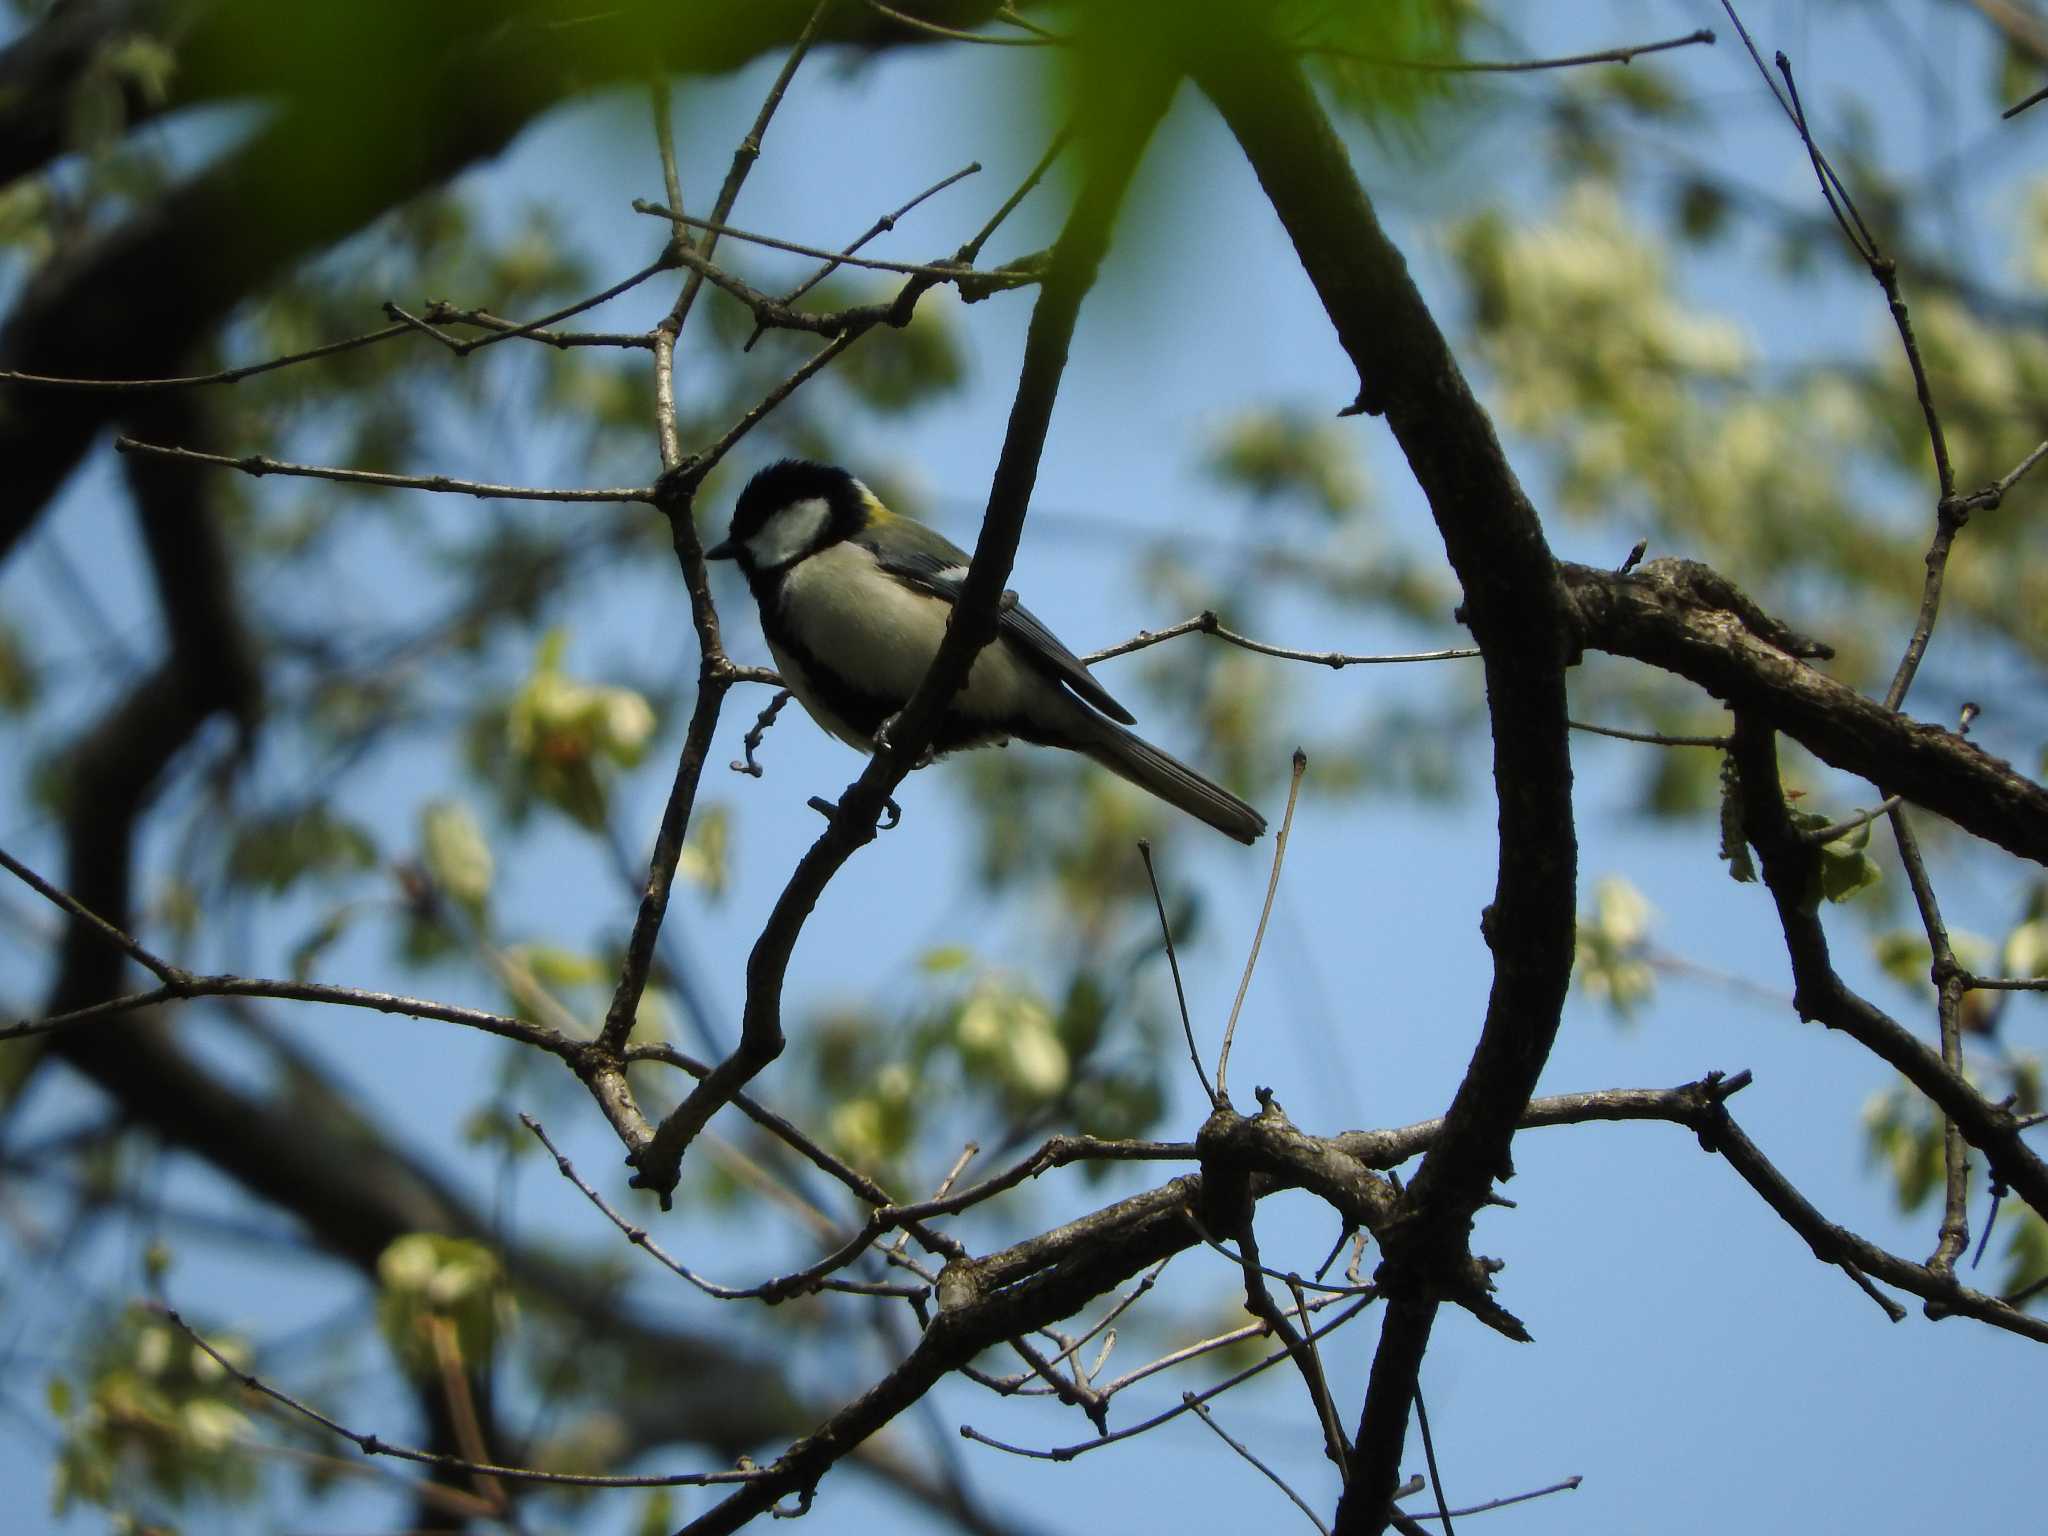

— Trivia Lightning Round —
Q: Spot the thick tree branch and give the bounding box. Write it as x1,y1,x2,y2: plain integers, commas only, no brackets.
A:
1191,22,1576,1530
1565,561,2048,867
1728,718,2048,1222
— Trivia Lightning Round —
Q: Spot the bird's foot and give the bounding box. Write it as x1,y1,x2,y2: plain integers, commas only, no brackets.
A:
873,711,935,769
806,793,903,831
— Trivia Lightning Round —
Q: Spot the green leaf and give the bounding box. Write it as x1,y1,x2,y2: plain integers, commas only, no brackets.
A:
1202,406,1367,519
918,944,975,974
228,807,379,893
1817,843,1882,903
636,1490,677,1536
1874,930,1932,991
376,1235,515,1376
0,617,35,712
516,944,606,989
102,33,177,108
675,805,730,902
2004,920,2048,980
289,905,360,981
2001,1207,2048,1304
420,800,493,917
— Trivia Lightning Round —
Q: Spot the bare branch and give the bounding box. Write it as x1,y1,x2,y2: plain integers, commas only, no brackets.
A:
111,438,655,503
664,0,836,339
1562,561,2048,870
0,844,184,986
1401,1476,1583,1522
863,0,1054,47
524,1115,926,1302
1307,27,1714,74
1183,1393,1333,1536
158,1307,769,1489
1138,840,1218,1111
961,1297,1378,1464
1568,719,1731,749
1217,750,1307,1102
1083,610,1478,669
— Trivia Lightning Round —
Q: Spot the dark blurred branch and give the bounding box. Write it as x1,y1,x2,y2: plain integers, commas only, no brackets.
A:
0,0,1008,566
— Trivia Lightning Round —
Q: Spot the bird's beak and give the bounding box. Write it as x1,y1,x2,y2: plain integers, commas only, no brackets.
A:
705,538,736,561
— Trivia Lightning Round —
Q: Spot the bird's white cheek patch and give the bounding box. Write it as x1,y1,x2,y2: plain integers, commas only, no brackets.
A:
746,497,832,570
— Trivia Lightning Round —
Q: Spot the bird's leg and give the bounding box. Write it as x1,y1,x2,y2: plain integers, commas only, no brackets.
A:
871,710,935,770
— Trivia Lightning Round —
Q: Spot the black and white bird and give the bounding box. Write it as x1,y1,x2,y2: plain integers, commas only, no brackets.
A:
706,460,1266,844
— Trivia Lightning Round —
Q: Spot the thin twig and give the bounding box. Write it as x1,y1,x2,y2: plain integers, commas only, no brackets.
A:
960,1297,1376,1463
626,1042,967,1263
1800,795,1903,846
637,204,991,281
523,1115,926,1301
1412,1386,1455,1536
746,161,983,348
665,0,835,338
0,845,184,985
430,257,676,358
959,123,1074,266
1721,5,1961,713
1083,611,1478,669
0,324,411,391
1401,1476,1584,1522
1094,1289,1368,1401
1285,1273,1350,1486
1962,975,2048,993
111,439,654,503
863,0,1053,46
1216,750,1307,1102
1183,1394,1332,1536
4,969,570,1054
2004,80,2048,118
1308,27,1713,74
1889,806,1972,1276
731,689,794,776
1138,840,1217,1110
156,1307,767,1489
1567,719,1731,749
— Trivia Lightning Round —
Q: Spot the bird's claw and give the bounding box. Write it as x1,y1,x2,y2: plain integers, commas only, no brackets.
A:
806,793,903,831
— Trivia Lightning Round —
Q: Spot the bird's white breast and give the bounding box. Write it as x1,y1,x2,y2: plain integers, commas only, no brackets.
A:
774,540,1053,741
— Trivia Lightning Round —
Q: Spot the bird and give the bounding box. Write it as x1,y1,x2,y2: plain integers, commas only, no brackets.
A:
706,460,1267,844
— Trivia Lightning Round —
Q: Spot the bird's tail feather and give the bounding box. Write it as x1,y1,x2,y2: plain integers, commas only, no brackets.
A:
1077,719,1266,844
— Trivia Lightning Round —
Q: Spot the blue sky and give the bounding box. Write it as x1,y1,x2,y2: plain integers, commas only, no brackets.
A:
2,3,2043,1533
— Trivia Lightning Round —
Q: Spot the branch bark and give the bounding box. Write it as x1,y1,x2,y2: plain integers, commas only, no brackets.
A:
627,38,1179,1202
1191,22,1577,1531
1565,561,2048,867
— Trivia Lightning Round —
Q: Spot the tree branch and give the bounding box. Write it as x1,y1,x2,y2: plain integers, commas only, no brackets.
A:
627,43,1179,1203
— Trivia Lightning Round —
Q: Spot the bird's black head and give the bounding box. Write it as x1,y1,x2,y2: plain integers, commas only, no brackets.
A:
706,459,874,572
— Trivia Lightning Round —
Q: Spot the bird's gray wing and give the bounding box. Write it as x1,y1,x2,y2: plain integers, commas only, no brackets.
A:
856,525,1138,725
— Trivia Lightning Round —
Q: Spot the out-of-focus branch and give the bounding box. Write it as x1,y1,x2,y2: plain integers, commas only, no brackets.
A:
0,0,1008,566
